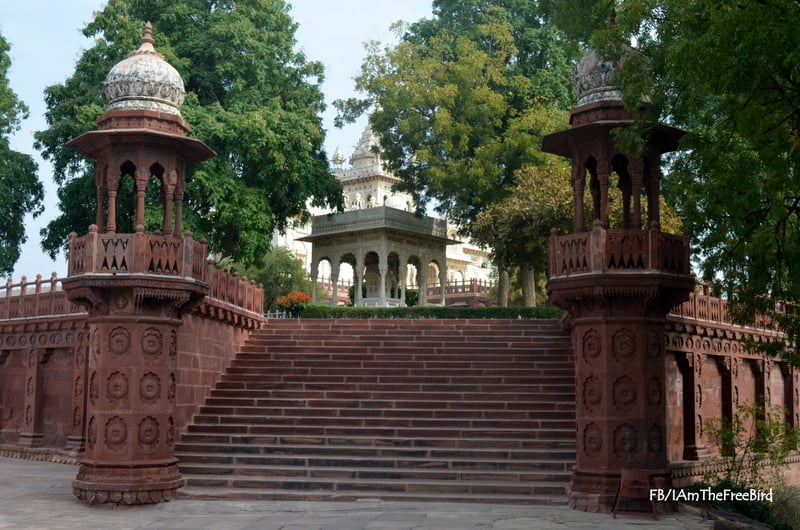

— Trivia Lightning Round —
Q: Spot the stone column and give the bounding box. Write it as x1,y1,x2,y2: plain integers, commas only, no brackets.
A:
438,260,447,306
65,331,89,454
572,319,672,510
331,261,340,306
17,347,52,447
678,352,708,460
418,259,428,306
353,255,363,306
378,262,387,306
310,260,319,303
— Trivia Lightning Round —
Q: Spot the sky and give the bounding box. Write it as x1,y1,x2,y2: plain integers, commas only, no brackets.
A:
0,0,433,280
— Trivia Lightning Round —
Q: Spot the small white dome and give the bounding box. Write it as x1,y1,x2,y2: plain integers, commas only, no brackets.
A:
104,23,185,116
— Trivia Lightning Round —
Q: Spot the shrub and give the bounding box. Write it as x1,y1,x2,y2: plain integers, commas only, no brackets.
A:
704,402,799,489
275,291,312,317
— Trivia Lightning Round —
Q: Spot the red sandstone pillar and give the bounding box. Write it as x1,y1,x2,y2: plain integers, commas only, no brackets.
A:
548,227,693,512
65,331,89,454
63,235,207,505
17,348,52,447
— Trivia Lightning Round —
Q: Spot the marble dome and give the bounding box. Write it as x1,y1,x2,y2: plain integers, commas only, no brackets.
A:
103,22,185,116
572,48,623,107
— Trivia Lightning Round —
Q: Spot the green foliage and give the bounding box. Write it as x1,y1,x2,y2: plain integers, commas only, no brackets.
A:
0,32,43,276
300,304,562,320
404,289,419,307
769,483,800,530
242,246,311,311
551,1,800,360
472,159,572,277
704,403,799,489
684,403,800,529
334,2,578,236
683,480,776,527
35,0,342,266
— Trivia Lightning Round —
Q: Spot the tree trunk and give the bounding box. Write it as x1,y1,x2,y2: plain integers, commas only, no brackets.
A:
498,265,509,307
521,262,536,307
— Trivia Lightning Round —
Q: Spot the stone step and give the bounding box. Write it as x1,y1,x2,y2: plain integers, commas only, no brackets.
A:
195,404,574,420
177,318,576,505
178,462,571,483
185,423,572,440
178,483,568,505
208,387,574,402
177,449,573,470
204,392,575,410
178,432,576,450
191,414,575,431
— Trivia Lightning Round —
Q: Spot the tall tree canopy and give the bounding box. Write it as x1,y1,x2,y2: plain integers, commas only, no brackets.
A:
0,32,43,276
334,0,578,233
551,1,800,351
36,0,342,266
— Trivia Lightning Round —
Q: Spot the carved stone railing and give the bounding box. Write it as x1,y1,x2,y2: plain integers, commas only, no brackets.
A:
426,279,493,296
549,227,690,277
1,273,84,319
204,265,264,317
67,225,207,282
670,288,730,326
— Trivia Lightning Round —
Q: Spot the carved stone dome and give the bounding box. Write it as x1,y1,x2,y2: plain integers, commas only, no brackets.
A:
104,23,185,116
572,48,623,107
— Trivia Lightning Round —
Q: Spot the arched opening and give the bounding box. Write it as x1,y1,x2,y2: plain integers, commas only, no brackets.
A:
338,255,355,306
363,251,380,299
584,156,600,227
611,153,634,229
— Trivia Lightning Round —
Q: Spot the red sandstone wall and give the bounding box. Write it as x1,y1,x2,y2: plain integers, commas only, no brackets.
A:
175,309,259,431
0,268,265,454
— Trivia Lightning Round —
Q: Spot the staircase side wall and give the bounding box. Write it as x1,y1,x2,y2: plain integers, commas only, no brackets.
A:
176,304,263,431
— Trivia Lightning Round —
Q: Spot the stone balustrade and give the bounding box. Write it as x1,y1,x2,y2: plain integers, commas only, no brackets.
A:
1,274,83,319
549,227,691,277
67,226,208,282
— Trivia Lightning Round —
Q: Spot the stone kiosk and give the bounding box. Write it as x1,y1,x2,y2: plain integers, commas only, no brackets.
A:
542,42,694,511
301,207,454,307
62,24,215,504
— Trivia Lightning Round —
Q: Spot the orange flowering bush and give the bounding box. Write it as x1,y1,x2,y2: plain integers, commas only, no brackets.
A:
275,291,312,316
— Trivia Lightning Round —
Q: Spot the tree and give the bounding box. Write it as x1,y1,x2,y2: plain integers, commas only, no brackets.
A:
243,246,311,312
35,0,342,266
0,32,43,276
551,1,800,358
472,160,572,306
334,1,578,234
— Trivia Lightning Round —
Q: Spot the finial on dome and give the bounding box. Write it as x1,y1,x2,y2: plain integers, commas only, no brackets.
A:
131,21,160,58
143,22,154,44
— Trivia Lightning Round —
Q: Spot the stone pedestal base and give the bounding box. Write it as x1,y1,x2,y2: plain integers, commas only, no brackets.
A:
16,432,44,448
569,467,674,513
73,461,183,505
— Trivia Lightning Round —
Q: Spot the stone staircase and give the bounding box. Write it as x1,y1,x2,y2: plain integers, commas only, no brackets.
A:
176,319,576,504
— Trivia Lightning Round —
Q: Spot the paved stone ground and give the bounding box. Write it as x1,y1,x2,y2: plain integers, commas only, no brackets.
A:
0,457,720,529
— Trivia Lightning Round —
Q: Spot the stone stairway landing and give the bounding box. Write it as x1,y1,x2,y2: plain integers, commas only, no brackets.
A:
177,318,576,504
